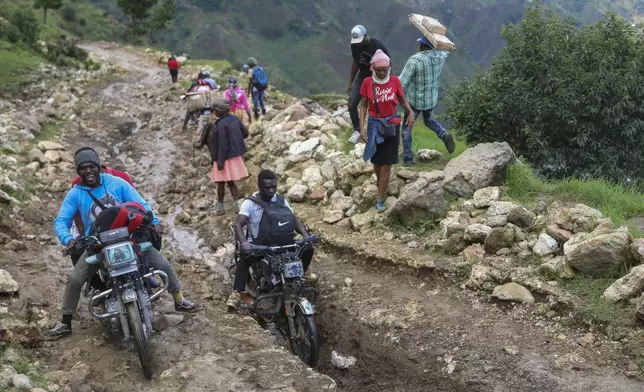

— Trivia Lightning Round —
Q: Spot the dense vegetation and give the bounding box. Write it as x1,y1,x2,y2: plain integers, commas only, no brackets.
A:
447,6,644,181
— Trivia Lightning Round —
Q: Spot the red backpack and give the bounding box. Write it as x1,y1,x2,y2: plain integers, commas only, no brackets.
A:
89,202,152,237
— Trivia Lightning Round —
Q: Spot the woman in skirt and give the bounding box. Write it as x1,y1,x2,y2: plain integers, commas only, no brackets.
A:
195,98,249,214
359,49,414,212
224,76,252,126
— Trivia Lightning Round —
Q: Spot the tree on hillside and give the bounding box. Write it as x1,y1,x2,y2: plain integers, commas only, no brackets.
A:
33,0,64,23
116,0,177,36
447,6,644,182
148,0,177,31
116,0,158,36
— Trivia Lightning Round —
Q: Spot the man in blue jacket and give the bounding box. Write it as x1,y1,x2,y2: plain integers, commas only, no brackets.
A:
44,147,202,340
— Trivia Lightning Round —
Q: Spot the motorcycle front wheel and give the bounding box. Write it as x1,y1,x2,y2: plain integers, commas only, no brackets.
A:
126,301,154,379
288,305,319,367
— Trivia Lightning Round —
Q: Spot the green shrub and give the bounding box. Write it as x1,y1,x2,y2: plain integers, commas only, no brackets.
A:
62,6,76,22
447,5,644,182
9,9,40,45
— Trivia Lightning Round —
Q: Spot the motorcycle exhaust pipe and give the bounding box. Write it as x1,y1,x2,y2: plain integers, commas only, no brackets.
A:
88,288,119,320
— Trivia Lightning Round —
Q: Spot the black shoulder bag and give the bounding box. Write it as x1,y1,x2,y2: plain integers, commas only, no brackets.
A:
371,80,397,139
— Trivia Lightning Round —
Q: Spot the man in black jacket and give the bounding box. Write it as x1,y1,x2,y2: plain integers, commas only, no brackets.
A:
347,24,391,144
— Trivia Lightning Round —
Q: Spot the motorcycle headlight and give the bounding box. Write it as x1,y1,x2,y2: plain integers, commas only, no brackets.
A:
105,243,136,265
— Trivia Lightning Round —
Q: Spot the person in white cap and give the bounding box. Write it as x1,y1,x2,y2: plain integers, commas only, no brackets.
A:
347,24,391,144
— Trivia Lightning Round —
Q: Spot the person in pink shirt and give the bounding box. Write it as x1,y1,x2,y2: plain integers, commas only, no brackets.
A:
224,76,252,125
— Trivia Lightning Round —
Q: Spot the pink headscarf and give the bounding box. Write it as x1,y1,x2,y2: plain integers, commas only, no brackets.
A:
370,49,390,70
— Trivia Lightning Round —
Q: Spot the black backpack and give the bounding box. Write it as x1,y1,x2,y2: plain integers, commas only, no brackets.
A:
248,195,296,246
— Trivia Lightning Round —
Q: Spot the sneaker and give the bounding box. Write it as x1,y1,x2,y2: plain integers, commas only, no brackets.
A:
43,322,71,341
226,291,240,310
174,299,203,313
442,133,456,154
403,160,415,167
305,272,319,284
348,131,361,144
376,199,387,213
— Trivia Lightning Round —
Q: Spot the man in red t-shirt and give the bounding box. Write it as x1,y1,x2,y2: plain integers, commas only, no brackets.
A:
168,55,180,83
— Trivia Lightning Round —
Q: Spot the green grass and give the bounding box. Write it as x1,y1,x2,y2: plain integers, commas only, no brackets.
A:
34,122,63,143
559,277,635,331
506,161,644,235
403,118,469,172
184,59,233,74
0,344,48,389
0,40,45,91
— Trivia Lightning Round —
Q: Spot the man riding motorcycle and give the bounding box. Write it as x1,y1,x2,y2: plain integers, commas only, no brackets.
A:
68,147,136,265
227,169,318,309
182,71,219,130
44,147,202,340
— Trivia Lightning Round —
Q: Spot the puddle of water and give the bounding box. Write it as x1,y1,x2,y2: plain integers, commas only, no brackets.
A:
166,206,205,260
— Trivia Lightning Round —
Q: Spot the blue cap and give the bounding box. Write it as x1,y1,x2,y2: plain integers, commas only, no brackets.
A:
417,36,433,47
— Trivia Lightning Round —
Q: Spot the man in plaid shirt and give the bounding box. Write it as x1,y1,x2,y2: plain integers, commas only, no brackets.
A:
399,36,456,166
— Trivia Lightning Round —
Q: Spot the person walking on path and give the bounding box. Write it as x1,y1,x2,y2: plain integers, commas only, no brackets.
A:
168,54,180,83
194,98,249,215
224,76,252,126
359,49,414,213
399,36,455,165
246,57,268,120
347,25,391,144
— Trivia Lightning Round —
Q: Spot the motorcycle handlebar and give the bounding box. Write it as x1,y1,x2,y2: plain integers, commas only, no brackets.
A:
61,236,100,255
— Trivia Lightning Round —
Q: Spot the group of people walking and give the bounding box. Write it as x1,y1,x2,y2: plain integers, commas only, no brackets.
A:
173,23,455,216
347,24,455,212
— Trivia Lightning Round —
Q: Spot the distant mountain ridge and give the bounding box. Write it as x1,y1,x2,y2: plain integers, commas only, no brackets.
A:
92,0,644,96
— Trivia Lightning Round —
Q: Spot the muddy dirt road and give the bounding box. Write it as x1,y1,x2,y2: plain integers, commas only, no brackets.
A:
2,43,642,392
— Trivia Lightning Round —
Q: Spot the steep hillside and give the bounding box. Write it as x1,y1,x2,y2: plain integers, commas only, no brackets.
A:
92,0,644,96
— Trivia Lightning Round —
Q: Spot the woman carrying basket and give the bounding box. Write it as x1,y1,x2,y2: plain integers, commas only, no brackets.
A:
359,49,414,213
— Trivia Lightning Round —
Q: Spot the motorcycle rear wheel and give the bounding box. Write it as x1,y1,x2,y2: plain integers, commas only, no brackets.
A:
126,301,154,379
288,305,319,367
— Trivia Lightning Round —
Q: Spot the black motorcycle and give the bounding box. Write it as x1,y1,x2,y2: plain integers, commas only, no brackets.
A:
63,227,168,379
228,230,320,367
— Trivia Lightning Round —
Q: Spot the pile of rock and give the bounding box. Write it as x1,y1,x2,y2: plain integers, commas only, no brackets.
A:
244,100,519,235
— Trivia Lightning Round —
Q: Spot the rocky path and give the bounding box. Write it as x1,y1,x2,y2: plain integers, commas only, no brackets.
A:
1,43,643,392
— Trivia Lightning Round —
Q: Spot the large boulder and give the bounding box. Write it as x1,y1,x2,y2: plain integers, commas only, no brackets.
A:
464,224,492,244
288,138,320,162
629,238,644,264
507,207,535,230
0,269,19,294
329,190,354,212
486,201,519,217
287,184,309,202
532,233,559,256
492,282,535,304
390,171,448,226
301,165,324,188
564,231,633,278
442,142,515,197
484,227,515,254
547,202,603,234
472,186,501,208
603,265,644,303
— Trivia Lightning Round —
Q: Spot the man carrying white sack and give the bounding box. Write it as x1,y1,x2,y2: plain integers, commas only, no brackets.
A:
399,36,455,166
